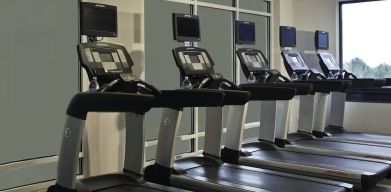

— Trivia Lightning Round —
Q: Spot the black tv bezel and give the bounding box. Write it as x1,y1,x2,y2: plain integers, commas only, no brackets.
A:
280,26,296,48
315,30,329,50
80,2,118,38
235,20,256,45
172,13,201,42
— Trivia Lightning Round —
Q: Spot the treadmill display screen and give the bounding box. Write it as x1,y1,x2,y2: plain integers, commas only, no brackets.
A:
324,56,340,70
249,55,258,62
316,31,329,50
189,55,200,63
280,26,296,47
99,52,114,62
290,56,307,70
236,21,256,45
177,18,200,38
173,14,201,42
291,56,299,63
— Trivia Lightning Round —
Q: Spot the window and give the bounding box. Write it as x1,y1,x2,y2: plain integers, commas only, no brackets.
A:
340,0,391,78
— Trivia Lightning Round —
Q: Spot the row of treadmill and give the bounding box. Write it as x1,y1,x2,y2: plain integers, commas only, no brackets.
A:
48,3,391,192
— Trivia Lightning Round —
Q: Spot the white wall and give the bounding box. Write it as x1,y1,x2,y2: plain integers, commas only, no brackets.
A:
344,102,391,134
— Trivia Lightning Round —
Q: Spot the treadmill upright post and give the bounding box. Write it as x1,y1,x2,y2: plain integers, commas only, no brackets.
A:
155,108,183,168
328,92,346,128
312,92,330,135
124,112,146,175
57,115,86,189
274,100,291,144
259,101,277,143
297,95,315,133
204,107,224,157
224,104,248,151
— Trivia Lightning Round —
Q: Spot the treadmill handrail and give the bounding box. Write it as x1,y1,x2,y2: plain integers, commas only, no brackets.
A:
295,80,344,93
239,84,296,100
155,89,225,109
67,92,155,119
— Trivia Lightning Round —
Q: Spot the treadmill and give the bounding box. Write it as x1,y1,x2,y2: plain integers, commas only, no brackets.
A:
279,26,391,161
218,20,391,190
314,30,391,145
49,4,203,192
143,13,353,192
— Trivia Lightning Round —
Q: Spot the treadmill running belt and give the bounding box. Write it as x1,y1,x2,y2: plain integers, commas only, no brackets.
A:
332,132,391,143
97,185,165,192
184,165,345,192
295,140,391,157
250,150,389,173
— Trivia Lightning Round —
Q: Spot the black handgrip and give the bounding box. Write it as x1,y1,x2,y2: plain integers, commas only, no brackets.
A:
348,78,376,89
154,89,225,109
295,80,344,93
220,78,241,90
240,84,296,101
136,81,162,96
373,79,386,87
327,79,352,92
269,82,313,95
385,78,391,86
342,70,357,79
66,92,155,119
202,89,250,105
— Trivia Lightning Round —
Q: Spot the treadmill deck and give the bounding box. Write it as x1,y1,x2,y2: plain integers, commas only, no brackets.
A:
294,139,391,158
331,132,391,144
248,148,389,174
175,157,347,192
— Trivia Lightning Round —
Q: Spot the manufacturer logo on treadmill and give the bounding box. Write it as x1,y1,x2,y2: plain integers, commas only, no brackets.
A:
163,118,171,126
233,107,239,114
65,128,71,138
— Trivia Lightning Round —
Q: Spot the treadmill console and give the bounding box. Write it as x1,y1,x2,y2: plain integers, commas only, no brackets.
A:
318,51,341,78
236,48,269,77
172,46,214,76
78,42,134,84
281,49,309,78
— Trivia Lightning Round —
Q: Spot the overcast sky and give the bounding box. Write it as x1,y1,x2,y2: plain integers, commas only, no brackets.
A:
342,0,391,67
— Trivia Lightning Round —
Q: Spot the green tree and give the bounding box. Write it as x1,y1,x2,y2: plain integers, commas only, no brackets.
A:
344,57,391,78
373,63,391,78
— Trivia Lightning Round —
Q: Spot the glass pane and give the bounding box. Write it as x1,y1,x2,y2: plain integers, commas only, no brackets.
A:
198,134,226,149
144,1,193,141
0,0,79,164
146,140,192,161
0,163,56,190
199,0,234,6
240,0,269,12
0,0,78,189
197,7,234,138
238,13,269,124
244,126,259,140
342,1,391,78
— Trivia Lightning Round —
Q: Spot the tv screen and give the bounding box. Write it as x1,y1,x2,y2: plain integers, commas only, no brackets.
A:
173,13,201,42
80,2,117,37
280,26,296,48
315,30,329,50
236,21,255,45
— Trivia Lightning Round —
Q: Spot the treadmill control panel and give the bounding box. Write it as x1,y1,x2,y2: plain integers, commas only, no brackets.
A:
281,49,309,77
78,42,133,82
318,51,341,77
173,46,214,76
236,48,269,77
